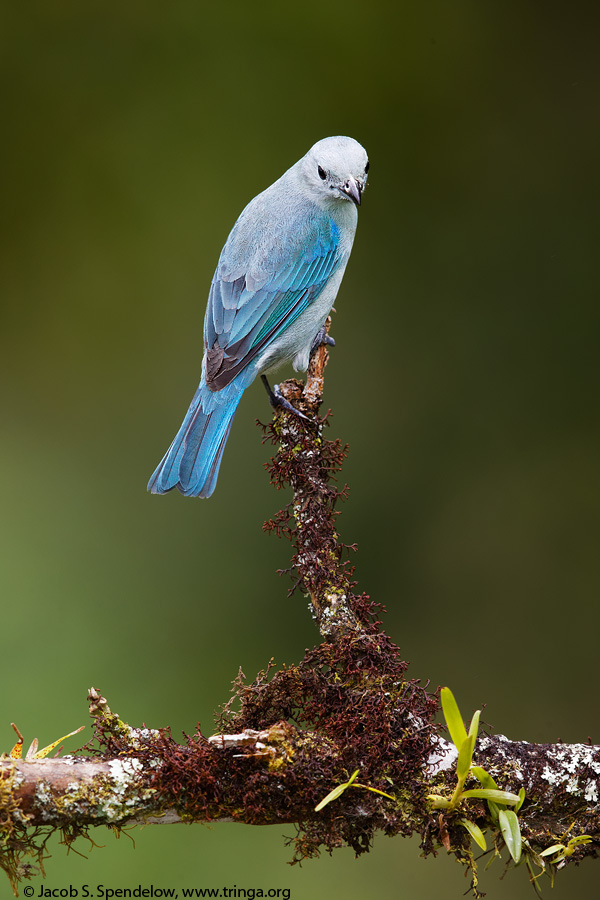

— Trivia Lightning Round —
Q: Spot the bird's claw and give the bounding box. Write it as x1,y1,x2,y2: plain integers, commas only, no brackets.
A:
261,375,311,423
310,326,336,355
274,384,311,422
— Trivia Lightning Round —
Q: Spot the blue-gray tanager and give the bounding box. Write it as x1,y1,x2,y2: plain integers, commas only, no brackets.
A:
148,136,369,498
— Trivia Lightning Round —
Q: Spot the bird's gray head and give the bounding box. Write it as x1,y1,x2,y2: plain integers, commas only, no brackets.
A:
300,136,369,207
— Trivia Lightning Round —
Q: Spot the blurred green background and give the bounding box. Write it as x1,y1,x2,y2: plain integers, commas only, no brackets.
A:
2,1,599,897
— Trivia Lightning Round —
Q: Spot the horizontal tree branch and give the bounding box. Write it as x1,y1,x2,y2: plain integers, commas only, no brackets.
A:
2,694,599,892
4,715,600,831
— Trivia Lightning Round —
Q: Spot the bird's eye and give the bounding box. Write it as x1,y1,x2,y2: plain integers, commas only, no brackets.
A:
365,160,370,174
318,165,327,180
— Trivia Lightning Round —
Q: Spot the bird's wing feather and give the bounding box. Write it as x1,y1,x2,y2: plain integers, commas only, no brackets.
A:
204,211,341,391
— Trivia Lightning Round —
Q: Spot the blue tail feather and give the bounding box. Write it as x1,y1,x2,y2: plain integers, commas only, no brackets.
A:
148,380,243,498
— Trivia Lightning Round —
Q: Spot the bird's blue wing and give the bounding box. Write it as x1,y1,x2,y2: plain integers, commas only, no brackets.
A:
204,215,341,391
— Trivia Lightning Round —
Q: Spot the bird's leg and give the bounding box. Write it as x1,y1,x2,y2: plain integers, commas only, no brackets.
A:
261,375,311,423
310,325,336,356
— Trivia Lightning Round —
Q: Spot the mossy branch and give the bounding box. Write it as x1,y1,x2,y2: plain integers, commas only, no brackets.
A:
2,320,599,896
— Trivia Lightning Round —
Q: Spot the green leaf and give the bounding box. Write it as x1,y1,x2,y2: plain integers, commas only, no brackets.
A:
468,709,481,741
471,766,498,789
539,844,565,858
567,835,593,849
499,809,522,864
354,781,395,800
516,787,526,812
461,789,521,805
441,687,468,751
314,769,359,812
457,734,476,779
314,783,348,811
487,799,500,824
525,856,545,897
460,818,487,851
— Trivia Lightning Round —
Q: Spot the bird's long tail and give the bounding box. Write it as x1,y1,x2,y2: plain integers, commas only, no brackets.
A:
147,379,243,498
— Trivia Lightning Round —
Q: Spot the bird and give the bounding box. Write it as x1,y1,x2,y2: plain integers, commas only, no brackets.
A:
148,135,369,498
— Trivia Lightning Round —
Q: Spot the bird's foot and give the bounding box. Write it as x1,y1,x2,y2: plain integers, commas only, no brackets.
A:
261,375,311,423
310,326,336,356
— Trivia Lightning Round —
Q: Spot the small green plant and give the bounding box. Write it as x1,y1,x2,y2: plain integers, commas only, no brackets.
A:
518,831,595,894
539,833,593,865
428,687,525,861
314,768,395,812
